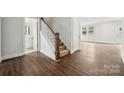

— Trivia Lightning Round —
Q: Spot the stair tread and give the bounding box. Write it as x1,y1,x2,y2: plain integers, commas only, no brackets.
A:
59,45,65,48
59,45,66,50
60,51,69,57
58,38,69,57
60,49,69,54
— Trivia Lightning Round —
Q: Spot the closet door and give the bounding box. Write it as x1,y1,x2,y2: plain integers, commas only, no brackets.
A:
72,18,80,53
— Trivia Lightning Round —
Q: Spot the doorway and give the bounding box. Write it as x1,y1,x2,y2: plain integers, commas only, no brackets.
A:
71,17,81,53
24,18,39,54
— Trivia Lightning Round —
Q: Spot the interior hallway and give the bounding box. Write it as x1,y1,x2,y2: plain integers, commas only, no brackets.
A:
0,42,124,76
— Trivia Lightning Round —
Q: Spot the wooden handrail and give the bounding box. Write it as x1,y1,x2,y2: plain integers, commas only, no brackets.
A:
40,17,55,35
40,17,60,61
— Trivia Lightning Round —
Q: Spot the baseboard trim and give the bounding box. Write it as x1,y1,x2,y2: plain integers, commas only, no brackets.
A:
82,41,121,45
1,52,24,61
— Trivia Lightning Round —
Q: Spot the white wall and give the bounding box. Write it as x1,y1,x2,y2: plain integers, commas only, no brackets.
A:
1,17,24,60
81,20,122,44
31,19,38,50
0,18,1,62
40,31,55,60
44,17,72,50
121,19,124,63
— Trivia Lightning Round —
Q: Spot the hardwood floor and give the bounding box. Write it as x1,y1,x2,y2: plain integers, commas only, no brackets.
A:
0,42,124,76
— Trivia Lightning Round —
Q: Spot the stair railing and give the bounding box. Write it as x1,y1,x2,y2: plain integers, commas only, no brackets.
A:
40,18,60,61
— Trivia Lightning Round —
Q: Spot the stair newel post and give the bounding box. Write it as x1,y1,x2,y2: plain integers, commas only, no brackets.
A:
55,33,60,61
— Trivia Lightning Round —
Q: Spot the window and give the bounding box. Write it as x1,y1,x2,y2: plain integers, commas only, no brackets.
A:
88,26,94,36
82,25,95,36
119,27,122,32
82,27,87,35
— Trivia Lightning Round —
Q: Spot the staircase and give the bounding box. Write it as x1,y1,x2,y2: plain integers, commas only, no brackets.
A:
58,39,70,57
40,18,70,61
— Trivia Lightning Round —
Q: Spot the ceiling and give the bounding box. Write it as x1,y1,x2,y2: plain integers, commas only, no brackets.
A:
79,17,124,24
27,17,124,25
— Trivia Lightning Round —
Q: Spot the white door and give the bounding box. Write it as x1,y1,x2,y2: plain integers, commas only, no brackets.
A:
31,19,38,51
72,18,80,53
114,23,122,43
117,27,122,43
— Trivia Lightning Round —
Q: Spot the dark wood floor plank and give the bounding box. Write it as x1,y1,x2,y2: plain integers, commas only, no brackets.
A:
0,42,124,76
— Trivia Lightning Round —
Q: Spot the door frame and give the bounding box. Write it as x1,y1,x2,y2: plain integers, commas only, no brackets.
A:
22,18,40,54
70,17,81,54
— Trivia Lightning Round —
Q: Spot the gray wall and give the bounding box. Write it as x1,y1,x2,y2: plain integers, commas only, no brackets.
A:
1,17,24,59
44,17,72,50
0,18,1,61
122,20,124,63
122,35,124,62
